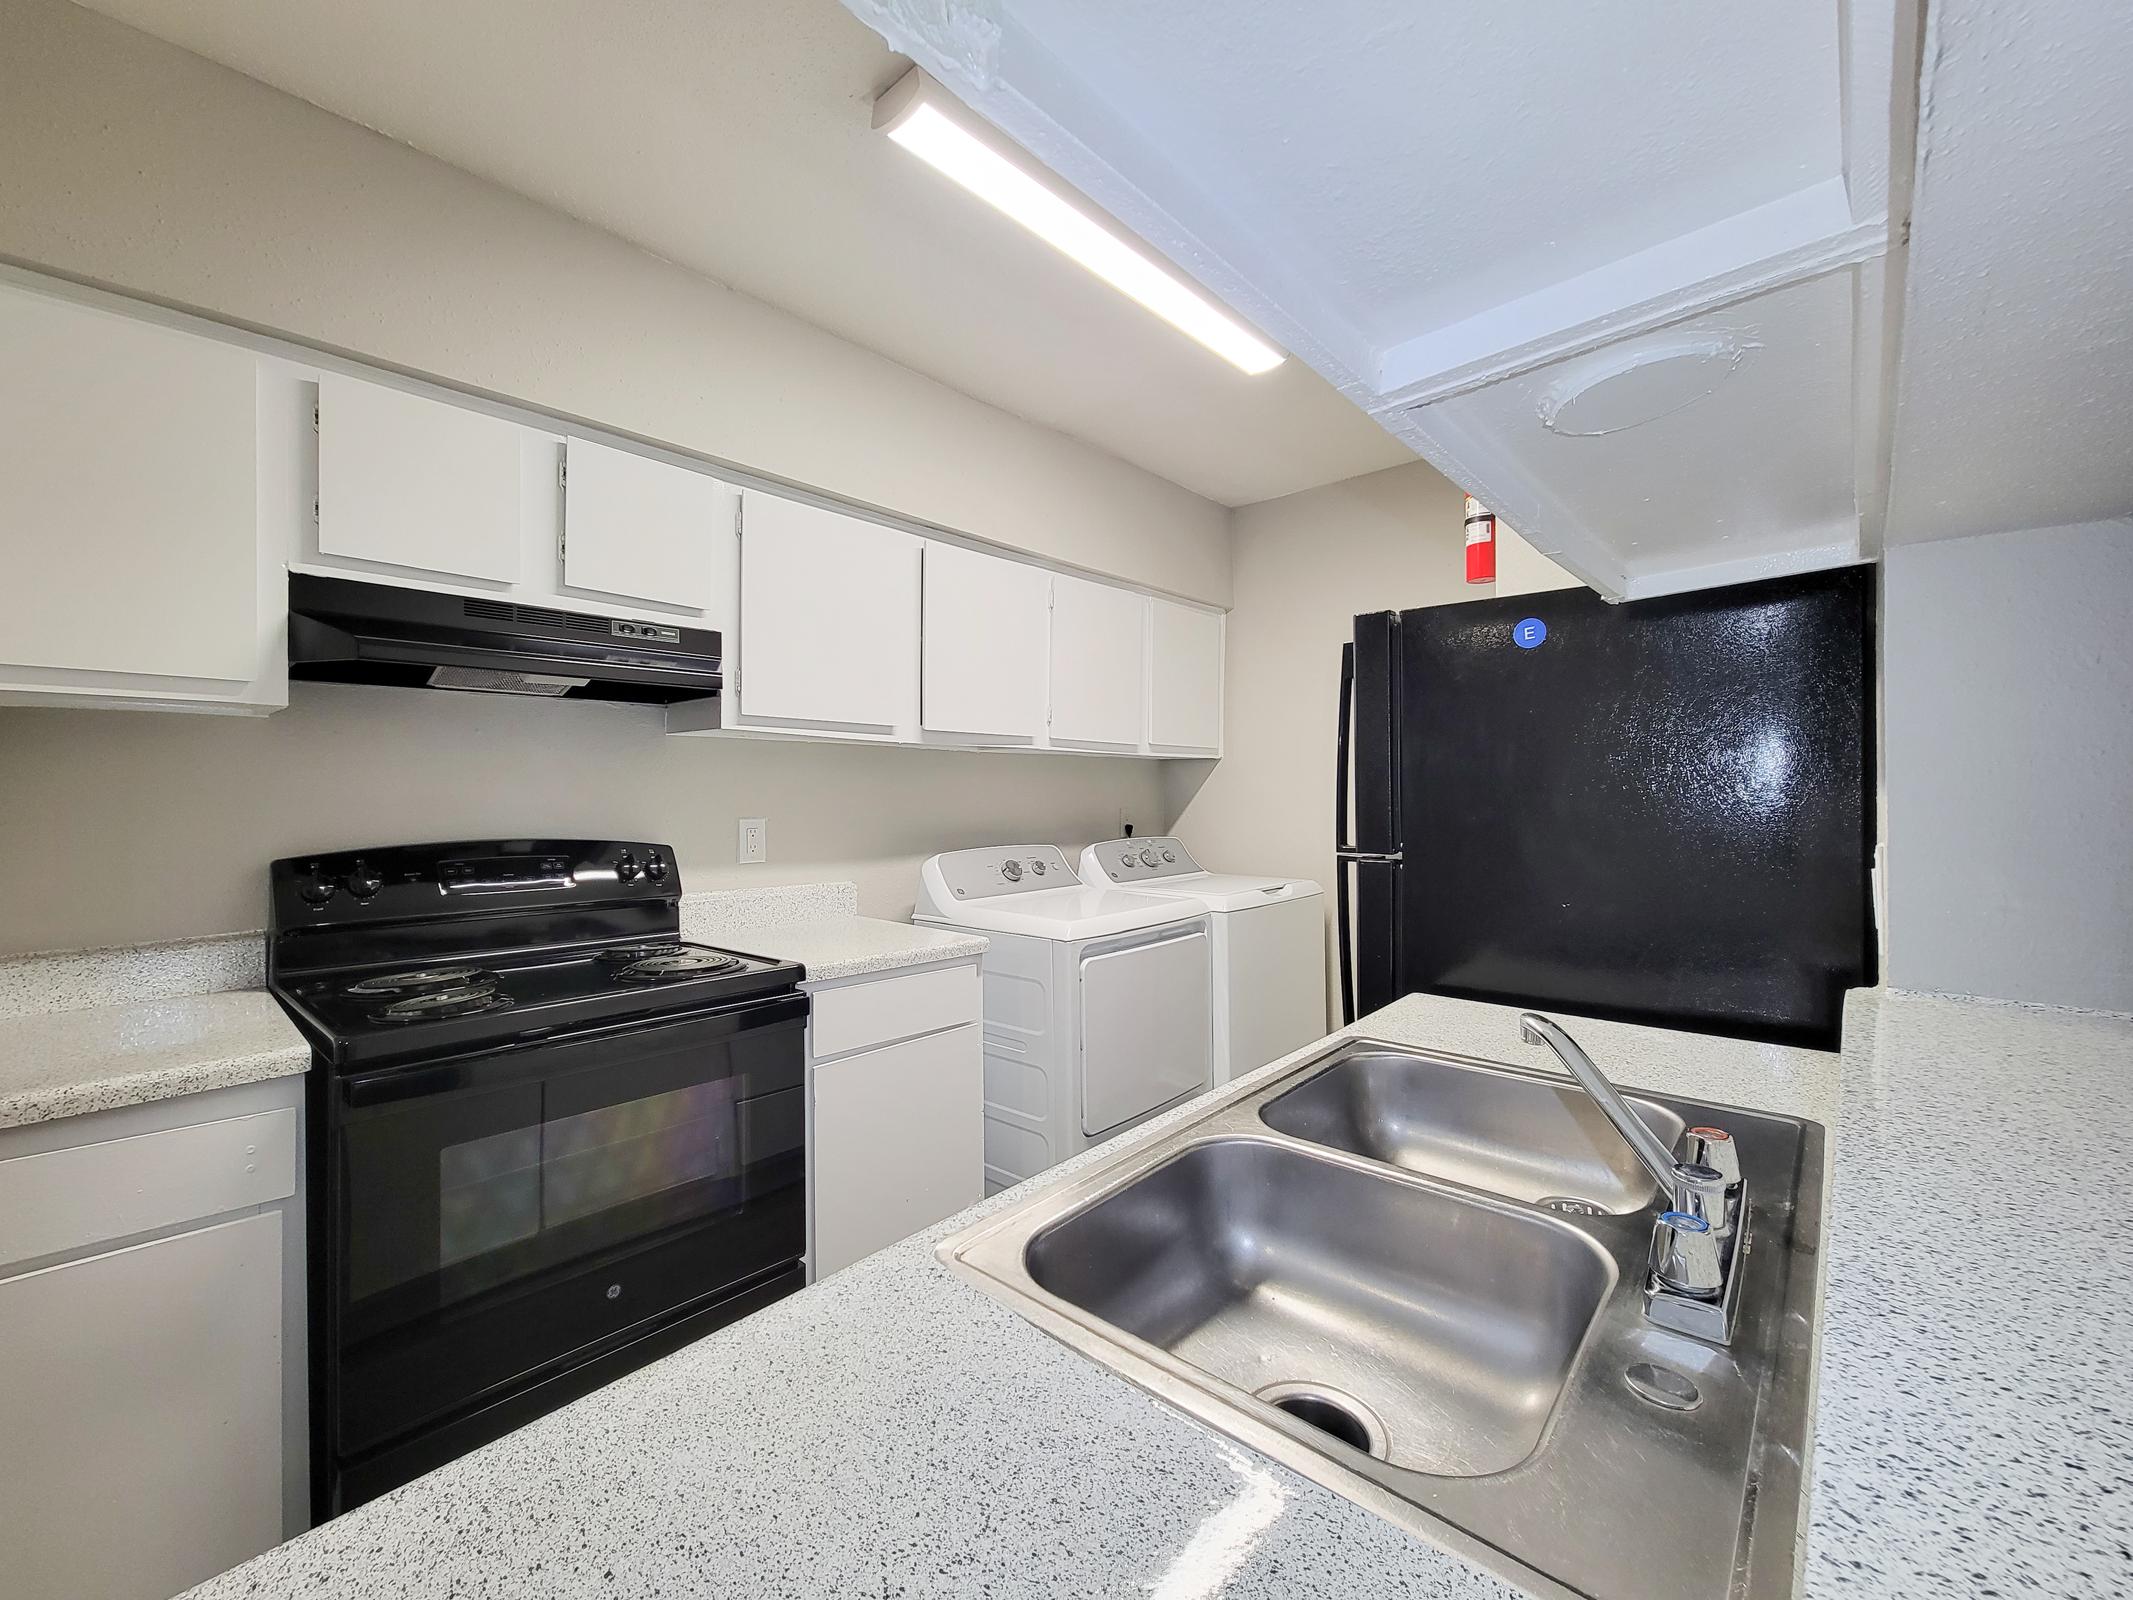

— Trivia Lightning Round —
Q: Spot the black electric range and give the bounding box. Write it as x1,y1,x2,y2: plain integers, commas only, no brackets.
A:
267,839,809,1520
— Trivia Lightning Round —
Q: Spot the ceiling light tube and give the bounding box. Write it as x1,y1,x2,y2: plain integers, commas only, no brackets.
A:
874,67,1285,376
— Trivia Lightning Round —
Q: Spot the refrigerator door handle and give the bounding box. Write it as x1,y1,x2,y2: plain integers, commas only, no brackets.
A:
1335,643,1357,1024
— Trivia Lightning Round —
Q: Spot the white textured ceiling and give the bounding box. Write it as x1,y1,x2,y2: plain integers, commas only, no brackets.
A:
64,0,1411,507
1005,1,1841,346
1883,0,2133,545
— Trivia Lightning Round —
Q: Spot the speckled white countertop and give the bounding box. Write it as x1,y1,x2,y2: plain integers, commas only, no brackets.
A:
716,915,987,983
682,881,987,981
0,989,310,1129
174,987,2133,1599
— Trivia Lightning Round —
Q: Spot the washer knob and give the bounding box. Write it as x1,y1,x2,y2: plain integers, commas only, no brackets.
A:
343,859,383,900
1139,847,1160,867
1029,858,1047,876
1160,848,1176,863
1000,859,1023,882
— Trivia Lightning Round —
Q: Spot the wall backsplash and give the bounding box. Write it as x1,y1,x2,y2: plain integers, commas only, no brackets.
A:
0,684,1169,956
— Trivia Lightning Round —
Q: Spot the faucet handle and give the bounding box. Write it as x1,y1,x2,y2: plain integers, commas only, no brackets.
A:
1686,1126,1741,1186
1669,1161,1732,1234
1651,1211,1725,1299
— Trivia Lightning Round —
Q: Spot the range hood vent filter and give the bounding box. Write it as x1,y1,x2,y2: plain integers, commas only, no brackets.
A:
426,666,588,697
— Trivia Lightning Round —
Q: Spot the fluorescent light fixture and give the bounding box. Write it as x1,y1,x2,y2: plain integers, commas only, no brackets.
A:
875,68,1285,376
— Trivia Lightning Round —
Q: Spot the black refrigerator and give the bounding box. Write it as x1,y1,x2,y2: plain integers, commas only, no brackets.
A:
1335,566,1875,1049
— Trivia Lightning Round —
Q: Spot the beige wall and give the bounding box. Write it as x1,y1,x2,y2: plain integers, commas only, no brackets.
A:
1164,460,1479,1024
0,686,1168,953
0,0,1227,605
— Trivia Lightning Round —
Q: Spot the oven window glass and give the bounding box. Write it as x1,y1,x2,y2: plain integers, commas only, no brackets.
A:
437,1125,541,1267
341,1020,805,1315
436,1079,742,1268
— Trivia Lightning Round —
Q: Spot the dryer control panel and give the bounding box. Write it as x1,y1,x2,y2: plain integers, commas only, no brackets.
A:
922,844,1079,903
1086,836,1201,883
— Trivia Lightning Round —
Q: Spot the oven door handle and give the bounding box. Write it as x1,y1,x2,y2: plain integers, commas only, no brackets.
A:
340,990,808,1109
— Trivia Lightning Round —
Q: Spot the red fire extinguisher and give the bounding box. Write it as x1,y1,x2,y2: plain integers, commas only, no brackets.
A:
1464,493,1497,585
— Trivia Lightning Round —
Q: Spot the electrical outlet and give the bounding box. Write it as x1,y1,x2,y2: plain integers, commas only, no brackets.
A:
738,818,767,865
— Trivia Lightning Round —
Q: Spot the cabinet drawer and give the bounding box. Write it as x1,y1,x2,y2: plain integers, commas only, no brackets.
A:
808,964,978,1060
0,1109,297,1269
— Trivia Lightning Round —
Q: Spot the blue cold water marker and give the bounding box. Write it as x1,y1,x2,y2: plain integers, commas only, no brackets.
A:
1513,616,1548,650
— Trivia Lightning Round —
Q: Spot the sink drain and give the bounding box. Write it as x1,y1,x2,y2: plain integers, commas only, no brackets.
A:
1539,1195,1605,1216
1254,1383,1386,1458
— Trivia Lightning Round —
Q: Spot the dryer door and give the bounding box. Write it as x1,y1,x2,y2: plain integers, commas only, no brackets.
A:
1078,925,1212,1136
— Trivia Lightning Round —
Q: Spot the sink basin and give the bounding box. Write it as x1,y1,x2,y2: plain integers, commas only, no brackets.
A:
1261,1047,1686,1212
1025,1138,1613,1476
940,1036,1824,1600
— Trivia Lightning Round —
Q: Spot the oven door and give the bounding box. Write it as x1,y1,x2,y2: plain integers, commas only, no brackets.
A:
325,992,806,1466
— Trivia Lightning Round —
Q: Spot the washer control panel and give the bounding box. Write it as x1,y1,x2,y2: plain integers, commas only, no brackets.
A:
927,845,1077,901
1087,836,1199,882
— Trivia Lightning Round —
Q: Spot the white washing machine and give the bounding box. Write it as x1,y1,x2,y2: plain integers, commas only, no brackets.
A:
915,845,1213,1193
1079,837,1326,1085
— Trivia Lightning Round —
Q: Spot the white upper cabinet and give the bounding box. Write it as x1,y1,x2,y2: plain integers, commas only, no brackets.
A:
1147,598,1224,753
560,437,721,613
920,542,1049,741
1048,575,1147,748
0,286,267,708
736,492,919,730
316,374,524,584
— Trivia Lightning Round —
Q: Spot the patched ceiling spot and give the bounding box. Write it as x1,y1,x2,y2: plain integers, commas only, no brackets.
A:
1537,334,1758,438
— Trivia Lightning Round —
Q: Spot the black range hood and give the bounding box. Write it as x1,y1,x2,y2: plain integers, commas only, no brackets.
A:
287,573,721,705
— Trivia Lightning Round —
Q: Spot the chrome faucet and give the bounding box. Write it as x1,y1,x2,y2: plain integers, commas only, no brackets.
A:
1517,1013,1718,1213
1518,1012,1748,1342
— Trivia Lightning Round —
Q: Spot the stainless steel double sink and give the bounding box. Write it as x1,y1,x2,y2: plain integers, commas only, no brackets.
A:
939,1037,1824,1600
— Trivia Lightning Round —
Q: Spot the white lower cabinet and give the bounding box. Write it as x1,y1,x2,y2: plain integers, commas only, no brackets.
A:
0,1082,304,1600
807,963,982,1278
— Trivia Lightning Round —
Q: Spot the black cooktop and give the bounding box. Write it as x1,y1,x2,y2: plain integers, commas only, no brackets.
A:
265,840,806,1068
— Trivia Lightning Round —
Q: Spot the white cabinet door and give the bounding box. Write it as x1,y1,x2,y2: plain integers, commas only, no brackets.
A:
737,491,918,729
1148,598,1224,752
317,373,525,583
0,287,257,683
921,542,1048,740
812,1023,982,1277
0,1213,283,1600
561,437,722,612
1048,575,1147,747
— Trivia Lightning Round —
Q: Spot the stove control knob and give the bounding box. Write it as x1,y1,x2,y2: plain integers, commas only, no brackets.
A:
616,851,642,882
645,855,669,883
344,860,383,900
297,864,337,907
1139,847,1160,867
1000,859,1022,883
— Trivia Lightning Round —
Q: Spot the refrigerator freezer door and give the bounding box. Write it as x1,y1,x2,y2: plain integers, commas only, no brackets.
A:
1369,567,1874,1047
